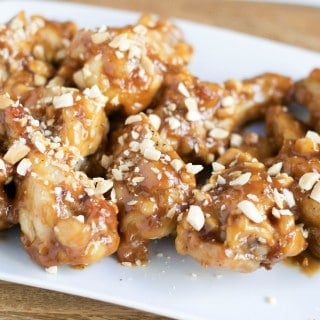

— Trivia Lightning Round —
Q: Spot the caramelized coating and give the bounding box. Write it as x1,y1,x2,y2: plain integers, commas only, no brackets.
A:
68,15,192,115
0,12,77,99
108,113,196,264
17,150,119,267
149,69,293,163
236,132,273,162
176,149,306,272
292,68,320,132
237,105,305,161
265,105,307,153
22,85,108,157
2,104,119,267
277,133,320,258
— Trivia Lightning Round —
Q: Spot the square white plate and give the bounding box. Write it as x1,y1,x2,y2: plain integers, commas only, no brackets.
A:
0,2,320,320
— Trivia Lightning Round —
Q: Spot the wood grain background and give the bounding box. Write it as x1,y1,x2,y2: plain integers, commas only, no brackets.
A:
1,1,319,319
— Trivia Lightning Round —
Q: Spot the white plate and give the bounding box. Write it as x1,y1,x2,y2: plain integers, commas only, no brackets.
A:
1,2,320,320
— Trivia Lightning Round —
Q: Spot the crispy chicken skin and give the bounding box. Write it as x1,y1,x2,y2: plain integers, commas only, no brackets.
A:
149,69,293,163
67,15,192,115
1,104,119,267
292,68,320,132
176,149,306,272
108,113,196,264
0,12,77,100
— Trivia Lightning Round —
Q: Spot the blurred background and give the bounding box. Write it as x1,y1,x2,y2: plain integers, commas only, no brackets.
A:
59,0,320,51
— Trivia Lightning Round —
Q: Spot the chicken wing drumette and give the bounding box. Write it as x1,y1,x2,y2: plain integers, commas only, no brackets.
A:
17,147,119,268
275,131,320,258
288,68,320,257
149,69,292,163
176,148,306,272
67,15,192,115
107,113,196,264
0,12,77,100
1,98,119,268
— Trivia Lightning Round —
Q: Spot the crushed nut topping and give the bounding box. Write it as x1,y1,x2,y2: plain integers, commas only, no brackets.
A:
237,200,265,223
186,205,205,231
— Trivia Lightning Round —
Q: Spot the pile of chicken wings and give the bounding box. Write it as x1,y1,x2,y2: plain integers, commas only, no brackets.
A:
0,12,319,273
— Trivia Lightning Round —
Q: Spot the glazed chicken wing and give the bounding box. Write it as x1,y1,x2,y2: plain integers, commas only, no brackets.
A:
276,132,320,258
67,15,192,115
176,149,306,272
107,113,196,264
0,10,317,274
2,104,119,267
149,69,292,163
0,12,77,100
18,149,119,267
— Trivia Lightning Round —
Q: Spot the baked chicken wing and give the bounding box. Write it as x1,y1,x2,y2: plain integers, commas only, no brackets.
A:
2,102,119,267
0,12,77,100
149,69,292,163
67,15,192,115
176,148,306,272
277,131,320,258
108,113,196,264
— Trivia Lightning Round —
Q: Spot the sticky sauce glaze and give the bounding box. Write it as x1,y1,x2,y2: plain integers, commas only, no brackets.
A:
284,250,320,276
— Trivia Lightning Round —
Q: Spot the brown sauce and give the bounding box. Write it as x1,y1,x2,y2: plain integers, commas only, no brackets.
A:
71,264,87,270
284,250,320,276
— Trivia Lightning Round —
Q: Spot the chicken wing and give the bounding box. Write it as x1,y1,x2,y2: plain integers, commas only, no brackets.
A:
67,15,192,115
107,113,196,264
276,131,320,258
176,148,306,272
0,12,77,100
149,69,292,163
3,104,119,267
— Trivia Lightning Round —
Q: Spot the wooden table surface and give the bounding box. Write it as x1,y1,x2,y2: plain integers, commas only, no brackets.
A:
1,1,320,319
